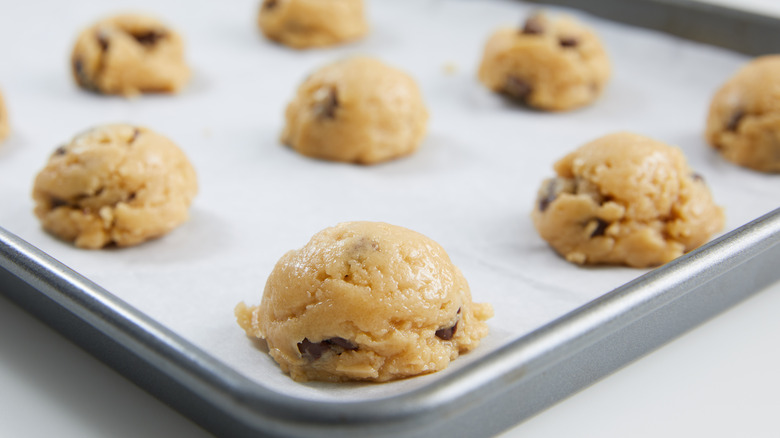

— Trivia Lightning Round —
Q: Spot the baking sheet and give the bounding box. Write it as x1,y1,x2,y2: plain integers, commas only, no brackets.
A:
0,0,777,403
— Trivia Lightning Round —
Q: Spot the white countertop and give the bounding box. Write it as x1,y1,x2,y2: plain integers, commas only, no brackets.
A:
2,0,779,437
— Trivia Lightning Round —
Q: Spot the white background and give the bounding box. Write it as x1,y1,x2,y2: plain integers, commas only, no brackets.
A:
1,0,780,436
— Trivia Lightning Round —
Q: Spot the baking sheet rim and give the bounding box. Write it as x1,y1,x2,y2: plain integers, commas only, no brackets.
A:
2,206,778,433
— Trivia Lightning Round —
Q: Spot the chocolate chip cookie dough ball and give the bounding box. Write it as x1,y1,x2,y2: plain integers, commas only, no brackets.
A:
235,221,493,382
532,132,724,268
0,89,9,142
705,55,780,172
32,124,198,249
71,14,190,96
478,13,610,111
282,57,429,164
258,0,368,49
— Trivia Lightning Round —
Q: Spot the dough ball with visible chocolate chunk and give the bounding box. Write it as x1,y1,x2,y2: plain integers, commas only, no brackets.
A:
478,13,610,111
0,89,9,142
705,55,780,172
235,221,493,382
532,132,724,267
70,14,190,96
258,0,368,49
281,57,429,164
32,124,198,249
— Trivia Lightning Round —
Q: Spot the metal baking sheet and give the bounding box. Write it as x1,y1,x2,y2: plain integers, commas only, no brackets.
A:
529,0,780,56
1,0,779,436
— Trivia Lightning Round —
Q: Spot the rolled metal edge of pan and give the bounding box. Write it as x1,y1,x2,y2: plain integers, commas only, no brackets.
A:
526,0,780,56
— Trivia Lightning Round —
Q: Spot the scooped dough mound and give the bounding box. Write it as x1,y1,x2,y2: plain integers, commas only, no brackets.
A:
32,124,198,249
532,132,724,267
281,56,429,164
705,55,780,172
477,13,611,111
70,13,190,96
257,0,368,49
236,221,493,382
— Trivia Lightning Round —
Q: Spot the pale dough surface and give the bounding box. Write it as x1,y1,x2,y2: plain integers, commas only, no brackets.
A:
32,124,198,249
236,221,493,382
705,55,780,173
282,56,429,164
532,132,724,268
71,14,190,96
478,13,610,111
0,89,8,142
258,0,368,49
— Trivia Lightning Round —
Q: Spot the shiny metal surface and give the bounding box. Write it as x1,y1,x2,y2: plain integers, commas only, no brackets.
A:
529,0,780,55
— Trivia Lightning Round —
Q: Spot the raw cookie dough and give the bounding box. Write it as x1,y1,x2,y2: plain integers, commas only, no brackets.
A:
281,57,429,164
32,124,198,249
0,89,8,142
532,132,724,268
705,55,780,173
477,13,611,111
235,221,493,382
71,14,190,96
258,0,368,49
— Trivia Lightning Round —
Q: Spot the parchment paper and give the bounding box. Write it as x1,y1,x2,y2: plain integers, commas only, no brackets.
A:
0,0,777,402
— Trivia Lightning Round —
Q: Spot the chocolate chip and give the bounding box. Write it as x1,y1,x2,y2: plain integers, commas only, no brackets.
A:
539,179,561,212
73,58,88,85
297,337,357,360
691,173,704,182
436,321,458,341
539,189,554,212
96,31,109,51
326,337,358,351
521,16,545,35
590,219,608,238
263,0,278,10
313,87,339,119
132,30,166,47
54,145,67,156
50,197,68,209
130,128,140,144
503,75,532,102
127,192,137,202
297,338,329,360
726,109,745,132
73,58,83,75
73,58,100,91
559,37,579,48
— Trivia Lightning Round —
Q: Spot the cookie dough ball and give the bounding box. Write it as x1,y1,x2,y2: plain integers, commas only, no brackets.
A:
477,13,611,111
70,14,190,96
235,221,493,382
32,124,198,249
705,55,780,172
532,132,724,267
281,57,429,164
258,0,368,49
0,89,8,142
